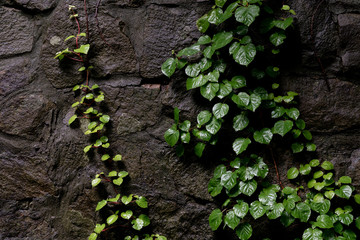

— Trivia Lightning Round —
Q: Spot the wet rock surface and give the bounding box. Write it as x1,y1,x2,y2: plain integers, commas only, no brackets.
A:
0,0,359,239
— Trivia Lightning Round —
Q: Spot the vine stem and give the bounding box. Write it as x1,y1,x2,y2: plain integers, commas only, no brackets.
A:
95,0,111,47
268,146,284,189
310,0,331,91
102,224,130,232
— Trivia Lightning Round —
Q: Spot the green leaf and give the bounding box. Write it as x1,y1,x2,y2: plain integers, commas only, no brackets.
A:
132,214,150,230
310,159,320,167
233,138,251,155
164,124,179,147
208,8,223,25
271,107,285,118
215,0,227,7
91,178,101,187
335,185,352,199
179,120,191,132
291,142,304,153
94,224,105,234
253,128,273,144
205,117,222,134
355,217,360,230
78,66,86,71
354,194,360,204
84,145,92,153
186,75,208,90
302,130,313,140
136,196,148,208
212,103,229,119
247,94,261,112
234,201,249,218
197,111,212,126
209,209,223,231
302,228,323,240
208,178,223,197
68,115,77,125
339,213,353,226
199,58,212,72
233,113,249,131
313,171,324,179
194,142,206,157
193,130,212,142
74,44,90,54
230,76,247,89
225,210,240,230
267,203,285,220
121,195,133,205
161,58,177,77
287,167,299,180
314,215,334,229
121,210,133,220
232,43,257,66
300,164,311,175
306,143,316,151
197,35,212,45
286,108,300,120
291,202,311,222
240,180,257,197
96,200,107,211
200,83,219,101
221,171,238,190
236,223,252,240
249,201,266,219
232,92,250,107
280,211,295,227
338,176,352,184
273,120,293,137
310,199,330,215
212,31,233,51
113,177,123,186
321,161,334,170
173,107,180,124
99,115,110,123
185,63,201,77
295,119,306,130
324,191,335,200
88,233,97,240
177,45,201,57
106,214,118,225
108,171,117,177
274,17,294,30
235,5,260,26
113,154,122,161
197,14,210,33
269,32,286,46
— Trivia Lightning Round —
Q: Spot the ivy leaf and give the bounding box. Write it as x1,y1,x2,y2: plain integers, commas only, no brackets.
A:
179,120,191,132
230,76,247,89
96,200,107,211
136,196,148,208
291,142,304,153
186,75,208,90
193,130,212,142
321,161,334,170
267,203,285,220
199,58,212,72
74,44,90,54
164,124,179,147
224,210,240,230
280,211,295,227
185,63,201,77
212,31,233,51
89,233,97,240
302,130,313,140
94,224,105,234
221,2,239,22
200,83,219,101
232,43,257,66
239,180,257,197
99,115,110,123
177,45,201,57
208,8,223,25
197,35,212,45
310,199,331,215
274,17,294,30
106,214,118,225
273,120,293,137
232,92,250,108
246,93,261,112
253,128,273,144
302,228,323,240
233,138,251,155
209,209,223,231
121,210,133,220
68,115,77,125
310,159,320,167
208,178,223,197
197,14,210,33
221,171,238,190
249,201,266,219
338,176,352,184
269,32,286,46
339,213,354,226
206,117,222,134
299,164,311,175
271,107,285,118
132,214,150,230
287,167,299,180
121,195,133,205
217,81,233,99
113,177,123,186
113,154,122,161
197,111,212,126
286,108,300,120
234,201,249,218
235,5,260,26
335,185,353,199
194,142,206,157
291,202,311,222
213,103,229,119
314,215,334,229
215,0,227,7
233,113,249,131
235,223,252,240
92,178,101,187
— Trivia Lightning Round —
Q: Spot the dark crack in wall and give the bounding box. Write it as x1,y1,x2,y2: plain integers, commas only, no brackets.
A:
0,0,359,239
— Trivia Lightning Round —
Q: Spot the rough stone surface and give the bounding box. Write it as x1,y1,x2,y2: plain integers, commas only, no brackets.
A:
0,0,359,239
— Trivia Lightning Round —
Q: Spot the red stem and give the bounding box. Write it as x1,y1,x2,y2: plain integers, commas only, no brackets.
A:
65,55,83,62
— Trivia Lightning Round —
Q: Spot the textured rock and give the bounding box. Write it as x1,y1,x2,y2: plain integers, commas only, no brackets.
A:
4,0,58,11
0,7,34,57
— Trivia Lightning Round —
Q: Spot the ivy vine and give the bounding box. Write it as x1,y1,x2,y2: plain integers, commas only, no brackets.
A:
55,3,166,240
162,0,360,239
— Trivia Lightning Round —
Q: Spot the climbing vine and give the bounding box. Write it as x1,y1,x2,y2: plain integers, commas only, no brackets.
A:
162,0,360,239
55,3,166,240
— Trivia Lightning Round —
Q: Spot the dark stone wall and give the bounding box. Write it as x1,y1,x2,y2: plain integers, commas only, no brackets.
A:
0,0,359,239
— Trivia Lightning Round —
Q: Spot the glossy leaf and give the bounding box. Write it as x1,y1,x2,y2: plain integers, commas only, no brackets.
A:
206,117,222,134
212,31,233,51
269,32,286,46
213,103,229,119
291,202,311,222
164,124,179,147
221,171,238,190
233,113,249,131
177,45,201,57
234,201,249,218
233,138,251,155
121,210,133,220
273,120,293,137
197,111,212,126
253,128,273,144
235,223,252,240
106,214,118,225
209,209,223,231
287,167,299,180
194,142,206,157
186,75,208,90
239,180,257,197
250,201,266,219
335,185,352,199
200,83,219,101
302,228,323,240
225,210,240,230
232,43,257,66
235,5,260,26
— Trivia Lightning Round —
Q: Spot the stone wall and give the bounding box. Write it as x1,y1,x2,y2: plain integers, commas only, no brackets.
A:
0,0,359,239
